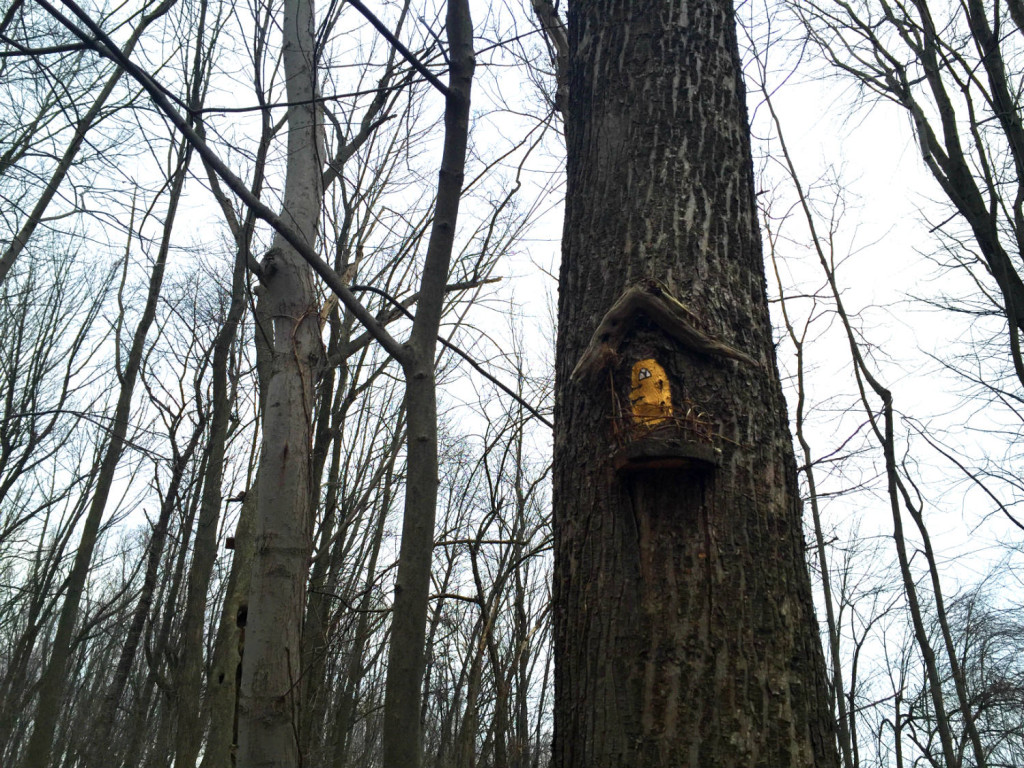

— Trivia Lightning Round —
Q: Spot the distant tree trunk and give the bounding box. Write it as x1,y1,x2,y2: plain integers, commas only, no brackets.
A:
299,305,352,765
123,466,201,768
174,224,249,768
380,2,474,767
21,134,192,768
89,421,203,766
552,1,839,766
330,423,401,768
234,0,324,760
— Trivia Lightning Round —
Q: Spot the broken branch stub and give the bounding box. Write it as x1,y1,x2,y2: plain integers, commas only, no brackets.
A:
570,280,760,381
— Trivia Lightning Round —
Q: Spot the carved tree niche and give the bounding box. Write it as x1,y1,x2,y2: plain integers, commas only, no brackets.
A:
572,280,758,474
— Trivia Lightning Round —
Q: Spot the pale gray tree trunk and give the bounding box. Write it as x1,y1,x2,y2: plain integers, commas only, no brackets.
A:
234,0,325,760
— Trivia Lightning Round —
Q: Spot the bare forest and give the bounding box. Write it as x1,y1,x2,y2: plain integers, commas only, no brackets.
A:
0,0,1021,766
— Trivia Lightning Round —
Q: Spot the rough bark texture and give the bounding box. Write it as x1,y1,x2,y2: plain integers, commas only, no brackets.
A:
552,1,839,767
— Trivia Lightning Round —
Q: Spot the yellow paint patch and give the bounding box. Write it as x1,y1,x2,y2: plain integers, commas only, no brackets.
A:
630,359,672,426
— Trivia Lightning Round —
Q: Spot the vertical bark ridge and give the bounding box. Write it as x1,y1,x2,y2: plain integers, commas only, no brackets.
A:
553,1,840,766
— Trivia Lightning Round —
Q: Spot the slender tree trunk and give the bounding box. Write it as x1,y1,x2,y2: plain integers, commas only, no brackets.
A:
329,424,401,768
510,435,532,768
22,135,192,768
552,1,839,766
89,422,204,766
512,565,530,768
380,2,474,767
765,215,856,768
456,643,485,768
121,466,202,768
175,224,250,768
200,488,257,768
235,0,324,760
421,549,462,768
168,3,243,759
0,510,76,762
766,83,966,768
299,311,351,764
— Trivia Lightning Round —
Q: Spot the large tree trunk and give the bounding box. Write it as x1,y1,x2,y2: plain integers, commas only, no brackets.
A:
234,0,324,760
552,1,839,767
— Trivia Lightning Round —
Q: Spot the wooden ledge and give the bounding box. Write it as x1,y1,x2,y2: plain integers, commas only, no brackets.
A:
612,435,720,473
